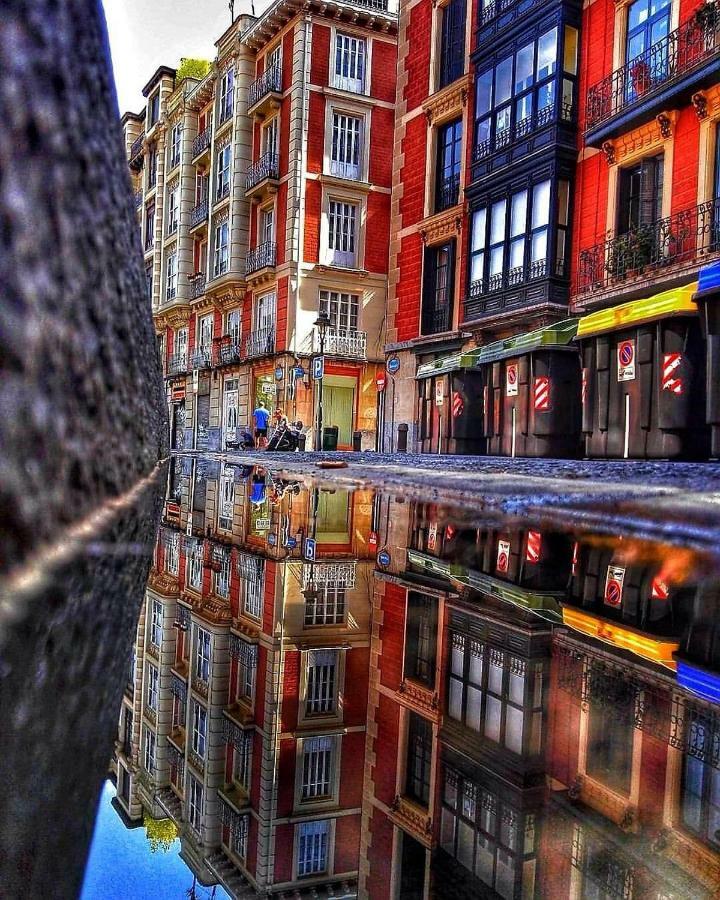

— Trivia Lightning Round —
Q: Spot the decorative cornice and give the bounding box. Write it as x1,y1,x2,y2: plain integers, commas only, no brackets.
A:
147,569,181,597
692,91,708,120
389,795,434,849
419,204,464,245
422,72,472,127
603,110,678,166
396,679,440,722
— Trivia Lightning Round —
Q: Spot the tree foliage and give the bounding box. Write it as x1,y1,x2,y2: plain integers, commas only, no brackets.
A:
177,58,211,82
144,813,178,854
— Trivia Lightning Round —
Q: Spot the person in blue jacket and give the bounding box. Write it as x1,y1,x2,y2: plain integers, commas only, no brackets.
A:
253,400,271,448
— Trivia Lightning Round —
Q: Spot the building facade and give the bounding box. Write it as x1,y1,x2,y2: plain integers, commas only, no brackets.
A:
122,0,397,455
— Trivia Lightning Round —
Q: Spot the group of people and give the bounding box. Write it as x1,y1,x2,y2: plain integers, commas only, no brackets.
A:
252,400,290,449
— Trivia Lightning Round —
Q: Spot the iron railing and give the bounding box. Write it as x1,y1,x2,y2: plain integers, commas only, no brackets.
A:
190,273,206,300
213,337,242,366
245,326,275,359
167,353,188,377
435,173,461,213
421,304,452,336
574,199,720,296
130,132,145,161
190,198,208,229
192,126,211,158
245,241,277,275
348,0,389,8
473,103,571,162
464,259,561,320
319,329,367,359
246,152,279,191
585,13,720,131
192,348,213,370
478,0,543,26
248,63,282,109
134,190,143,209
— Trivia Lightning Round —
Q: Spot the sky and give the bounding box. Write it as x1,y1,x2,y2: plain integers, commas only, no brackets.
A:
101,0,245,114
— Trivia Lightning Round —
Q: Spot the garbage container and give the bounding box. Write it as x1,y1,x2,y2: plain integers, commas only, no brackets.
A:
695,261,720,458
322,426,339,451
576,283,709,459
416,352,486,455
475,319,581,458
352,430,362,451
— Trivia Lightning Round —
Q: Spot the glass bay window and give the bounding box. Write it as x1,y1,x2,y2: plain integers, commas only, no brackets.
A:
473,25,578,162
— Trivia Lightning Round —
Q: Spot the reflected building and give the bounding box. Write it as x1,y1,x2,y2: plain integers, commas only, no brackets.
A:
114,466,375,897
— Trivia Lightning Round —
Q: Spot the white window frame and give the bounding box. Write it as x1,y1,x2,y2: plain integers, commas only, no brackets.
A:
149,598,162,647
174,327,188,367
301,735,336,801
219,66,235,123
165,531,180,575
187,539,203,591
326,199,359,268
146,663,159,711
254,291,276,332
169,121,182,168
195,627,211,682
238,640,257,703
296,819,331,877
198,313,214,353
226,310,241,346
218,464,235,531
319,289,360,332
188,775,203,831
330,111,362,180
260,204,275,245
305,649,339,718
192,701,208,758
215,548,231,598
233,733,253,792
167,184,178,235
165,250,178,300
214,220,229,276
216,144,232,199
262,116,279,157
332,32,366,94
143,726,156,775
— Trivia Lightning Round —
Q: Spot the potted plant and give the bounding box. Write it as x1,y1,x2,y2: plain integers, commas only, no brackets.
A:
629,58,650,95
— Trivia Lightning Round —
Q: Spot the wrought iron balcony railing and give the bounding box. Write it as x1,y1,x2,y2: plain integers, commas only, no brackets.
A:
574,198,720,297
134,190,143,208
248,63,282,109
585,13,720,132
167,353,188,377
244,325,275,359
348,0,389,8
319,328,367,359
421,304,452,336
213,336,242,366
190,273,206,300
130,132,145,161
302,562,357,588
192,348,213,370
246,152,279,191
190,198,208,229
245,241,276,275
473,103,571,163
435,172,461,213
478,0,543,26
192,126,211,158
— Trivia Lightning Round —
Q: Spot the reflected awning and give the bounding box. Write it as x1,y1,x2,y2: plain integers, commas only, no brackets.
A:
561,606,679,669
452,569,564,622
576,283,698,339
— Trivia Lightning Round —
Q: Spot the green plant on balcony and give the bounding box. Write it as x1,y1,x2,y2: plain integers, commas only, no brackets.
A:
605,226,657,279
629,59,650,96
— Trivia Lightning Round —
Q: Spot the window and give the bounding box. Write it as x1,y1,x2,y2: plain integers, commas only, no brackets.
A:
188,776,203,831
148,91,160,128
327,199,358,267
304,585,347,626
147,145,158,189
239,553,264,619
149,599,162,648
262,117,278,157
626,0,671,88
143,727,156,775
254,290,276,332
404,592,437,688
232,731,253,790
319,289,359,332
439,0,465,89
585,667,634,795
237,640,257,702
214,549,231,598
145,263,153,300
174,327,188,367
331,112,362,180
227,310,241,346
260,205,275,245
144,203,155,251
306,649,338,716
213,220,229,276
297,820,330,877
218,467,235,531
165,531,179,575
436,120,462,213
216,144,232,200
169,122,182,168
198,314,213,354
219,66,235,123
680,720,720,850
192,702,208,758
334,33,366,93
165,250,178,300
440,768,536,895
421,241,454,335
405,712,432,807
195,627,211,682
469,178,562,294
302,736,334,800
617,155,663,235
473,27,577,160
167,184,178,234
146,663,159,711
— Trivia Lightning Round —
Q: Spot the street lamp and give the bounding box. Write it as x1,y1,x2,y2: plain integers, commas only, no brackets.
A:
314,311,331,450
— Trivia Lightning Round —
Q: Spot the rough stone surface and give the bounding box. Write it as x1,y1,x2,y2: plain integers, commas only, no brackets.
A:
0,0,167,573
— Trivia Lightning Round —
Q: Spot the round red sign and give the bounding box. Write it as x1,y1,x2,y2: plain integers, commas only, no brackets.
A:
497,551,508,571
507,365,517,385
605,580,622,606
619,341,634,367
376,372,386,391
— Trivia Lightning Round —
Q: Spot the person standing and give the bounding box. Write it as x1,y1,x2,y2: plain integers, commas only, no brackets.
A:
253,400,271,449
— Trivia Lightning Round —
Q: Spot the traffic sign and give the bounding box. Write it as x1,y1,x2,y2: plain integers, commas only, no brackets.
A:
435,380,444,406
312,356,324,380
377,548,391,568
304,537,317,561
386,355,400,375
617,340,636,381
496,539,510,574
506,363,519,397
376,372,387,392
604,565,626,607
275,365,284,381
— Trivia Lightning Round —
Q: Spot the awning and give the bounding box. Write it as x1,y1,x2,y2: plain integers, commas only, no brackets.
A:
416,349,483,380
695,261,720,300
576,282,698,339
453,569,563,623
561,606,678,669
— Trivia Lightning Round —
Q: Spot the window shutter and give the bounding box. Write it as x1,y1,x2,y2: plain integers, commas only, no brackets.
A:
639,155,662,226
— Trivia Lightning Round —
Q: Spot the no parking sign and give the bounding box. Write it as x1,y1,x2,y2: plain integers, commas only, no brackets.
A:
506,363,519,397
604,565,625,607
617,339,636,382
496,539,510,574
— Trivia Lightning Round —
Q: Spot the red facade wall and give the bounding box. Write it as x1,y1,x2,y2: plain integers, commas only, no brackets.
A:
276,737,297,816
334,814,361,874
370,40,398,104
365,192,391,274
282,29,295,92
399,114,427,226
344,646,371,727
307,92,326,173
273,823,295,883
276,275,289,352
276,182,288,265
281,647,301,731
310,23,331,86
370,106,395,188
379,582,407,690
395,233,423,343
365,807,395,900
403,0,432,110
372,693,400,806
338,731,366,808
304,179,322,263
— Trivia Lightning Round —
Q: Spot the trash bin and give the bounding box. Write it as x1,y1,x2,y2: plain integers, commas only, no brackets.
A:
322,426,339,451
397,423,409,451
416,352,486,455
576,283,709,459
695,261,720,458
297,432,307,452
476,319,581,458
352,430,362,451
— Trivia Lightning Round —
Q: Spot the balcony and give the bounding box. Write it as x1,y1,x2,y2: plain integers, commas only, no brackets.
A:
245,152,279,200
317,328,367,359
574,198,720,302
421,304,452,337
166,353,188,378
190,199,208,230
585,13,720,144
192,347,213,370
302,562,357,588
213,335,242,366
192,125,211,161
244,325,275,359
435,173,460,214
129,132,144,169
248,64,282,119
190,273,206,300
245,241,276,277
464,258,565,322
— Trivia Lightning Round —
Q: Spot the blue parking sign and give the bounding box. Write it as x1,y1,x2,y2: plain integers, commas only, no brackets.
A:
312,356,324,380
304,538,316,561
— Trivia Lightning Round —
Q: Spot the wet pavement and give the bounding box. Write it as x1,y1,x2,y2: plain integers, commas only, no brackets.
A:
6,452,720,898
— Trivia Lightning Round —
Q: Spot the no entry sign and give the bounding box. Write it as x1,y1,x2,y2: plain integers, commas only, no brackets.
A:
604,565,626,607
617,339,636,382
506,363,519,397
496,539,510,574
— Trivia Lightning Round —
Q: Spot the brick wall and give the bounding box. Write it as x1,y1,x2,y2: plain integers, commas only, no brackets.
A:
365,192,391,274
307,91,325,173
370,106,395,188
303,179,322,263
371,39,398,104
276,274,289,351
334,813,361,874
404,0,432,110
310,23,331,86
395,233,423,343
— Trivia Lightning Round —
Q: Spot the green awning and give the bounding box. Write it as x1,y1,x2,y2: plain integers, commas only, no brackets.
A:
406,549,466,579
415,319,579,379
453,569,564,623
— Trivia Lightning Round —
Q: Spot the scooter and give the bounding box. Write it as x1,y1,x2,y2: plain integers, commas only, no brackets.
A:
266,420,303,451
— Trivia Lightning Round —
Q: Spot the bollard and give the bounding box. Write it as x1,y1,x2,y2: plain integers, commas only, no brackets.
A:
397,423,409,451
298,433,307,451
352,430,362,451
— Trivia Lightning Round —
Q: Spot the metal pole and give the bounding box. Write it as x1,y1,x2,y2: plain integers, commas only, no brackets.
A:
316,328,325,450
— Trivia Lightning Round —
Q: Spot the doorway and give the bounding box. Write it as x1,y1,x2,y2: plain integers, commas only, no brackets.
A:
323,375,356,448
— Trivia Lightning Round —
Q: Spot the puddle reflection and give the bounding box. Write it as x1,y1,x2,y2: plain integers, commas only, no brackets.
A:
100,459,720,898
